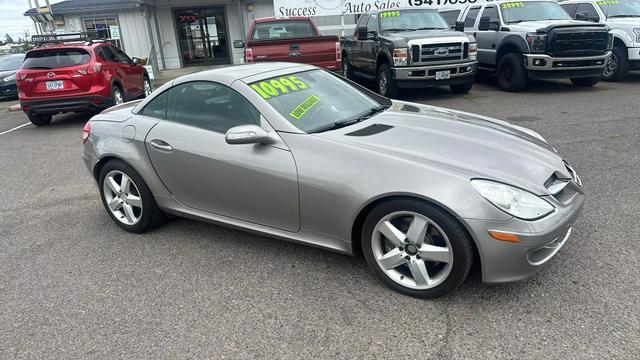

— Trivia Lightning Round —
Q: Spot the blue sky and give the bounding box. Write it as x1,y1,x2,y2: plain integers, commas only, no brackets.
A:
0,0,62,42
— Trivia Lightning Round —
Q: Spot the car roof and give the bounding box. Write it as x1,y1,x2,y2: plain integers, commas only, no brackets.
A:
27,41,113,53
253,16,311,23
173,62,318,86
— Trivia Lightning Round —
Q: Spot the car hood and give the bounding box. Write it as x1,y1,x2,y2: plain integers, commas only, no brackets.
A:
316,101,570,195
0,70,17,79
383,30,469,46
508,19,596,32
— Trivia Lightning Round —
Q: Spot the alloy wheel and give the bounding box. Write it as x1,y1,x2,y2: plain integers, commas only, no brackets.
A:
342,60,349,78
113,88,124,105
371,211,453,290
379,71,388,96
102,170,143,225
604,53,618,78
143,79,152,97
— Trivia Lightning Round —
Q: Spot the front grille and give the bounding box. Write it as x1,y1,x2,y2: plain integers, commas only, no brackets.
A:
411,42,467,64
548,30,608,57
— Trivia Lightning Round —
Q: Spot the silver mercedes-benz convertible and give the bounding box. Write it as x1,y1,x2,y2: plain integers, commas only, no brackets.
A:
82,63,584,298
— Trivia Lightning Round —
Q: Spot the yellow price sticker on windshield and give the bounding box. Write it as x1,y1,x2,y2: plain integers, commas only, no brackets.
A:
596,0,620,5
380,11,401,18
251,76,309,99
290,95,321,120
501,2,525,8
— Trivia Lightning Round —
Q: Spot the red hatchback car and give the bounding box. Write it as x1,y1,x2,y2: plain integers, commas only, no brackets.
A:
17,39,151,126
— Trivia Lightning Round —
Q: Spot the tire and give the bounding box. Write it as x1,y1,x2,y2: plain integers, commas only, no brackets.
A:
570,76,600,87
27,113,52,126
141,76,152,98
342,54,354,80
377,63,399,99
111,84,124,106
98,159,165,233
450,82,473,94
362,199,474,298
603,45,630,82
496,53,528,92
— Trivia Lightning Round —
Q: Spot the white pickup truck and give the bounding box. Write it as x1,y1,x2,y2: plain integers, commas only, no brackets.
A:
559,0,640,80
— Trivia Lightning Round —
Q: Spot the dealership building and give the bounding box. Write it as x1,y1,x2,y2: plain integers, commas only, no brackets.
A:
24,0,367,72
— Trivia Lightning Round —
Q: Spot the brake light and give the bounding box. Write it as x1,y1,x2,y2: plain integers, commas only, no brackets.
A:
245,48,253,63
82,122,91,144
335,42,341,62
15,71,26,81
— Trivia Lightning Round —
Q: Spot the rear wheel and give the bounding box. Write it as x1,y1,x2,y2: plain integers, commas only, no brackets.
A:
362,199,474,298
27,113,52,126
378,63,399,98
450,82,473,94
570,77,600,87
141,77,152,98
602,45,629,82
111,85,124,106
496,53,528,92
98,160,165,233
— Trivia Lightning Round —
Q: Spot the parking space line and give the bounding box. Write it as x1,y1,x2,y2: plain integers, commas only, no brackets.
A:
0,123,31,136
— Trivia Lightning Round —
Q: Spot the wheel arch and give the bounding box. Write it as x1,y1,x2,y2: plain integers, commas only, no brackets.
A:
610,29,633,48
350,193,482,268
375,50,392,72
496,36,528,63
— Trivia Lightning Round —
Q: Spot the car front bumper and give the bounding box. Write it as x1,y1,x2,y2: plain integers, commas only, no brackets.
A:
523,52,610,79
628,47,640,61
0,82,17,98
392,61,477,87
465,191,585,284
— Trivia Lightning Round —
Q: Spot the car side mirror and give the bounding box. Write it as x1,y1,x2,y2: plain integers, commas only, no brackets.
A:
575,11,598,22
225,125,275,145
454,21,465,32
131,57,140,65
367,31,377,40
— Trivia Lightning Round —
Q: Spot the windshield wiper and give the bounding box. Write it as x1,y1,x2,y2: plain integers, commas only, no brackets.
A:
384,28,412,32
309,105,387,134
414,27,446,30
26,66,53,70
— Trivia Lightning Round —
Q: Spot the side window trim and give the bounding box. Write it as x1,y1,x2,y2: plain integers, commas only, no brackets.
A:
464,7,482,29
140,89,169,119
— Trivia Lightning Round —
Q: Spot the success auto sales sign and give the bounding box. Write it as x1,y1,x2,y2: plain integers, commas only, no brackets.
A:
274,0,475,16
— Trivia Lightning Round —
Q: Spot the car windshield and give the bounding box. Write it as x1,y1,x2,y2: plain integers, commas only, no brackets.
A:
501,1,571,23
599,0,640,17
0,55,24,71
379,9,449,32
249,70,384,133
22,49,91,70
252,21,315,40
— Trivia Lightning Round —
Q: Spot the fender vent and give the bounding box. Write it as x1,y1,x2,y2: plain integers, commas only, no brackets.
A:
346,124,393,137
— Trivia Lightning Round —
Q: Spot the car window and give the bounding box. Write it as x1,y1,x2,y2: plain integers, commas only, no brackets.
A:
111,46,132,64
598,0,640,17
0,55,24,71
481,6,500,23
379,9,449,32
249,70,381,133
22,49,91,70
465,7,481,28
96,46,117,62
252,21,315,40
355,14,369,32
576,3,600,20
141,91,169,119
560,3,579,16
440,10,461,27
166,81,260,133
367,14,378,33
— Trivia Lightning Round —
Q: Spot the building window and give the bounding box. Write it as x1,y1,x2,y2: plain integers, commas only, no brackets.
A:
83,17,122,48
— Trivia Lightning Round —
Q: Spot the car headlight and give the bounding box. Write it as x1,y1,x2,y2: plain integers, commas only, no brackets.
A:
393,48,408,66
468,43,478,61
526,33,547,53
3,74,16,82
607,33,614,50
471,179,555,220
634,28,640,43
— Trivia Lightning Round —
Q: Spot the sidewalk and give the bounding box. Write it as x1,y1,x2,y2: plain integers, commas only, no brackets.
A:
153,65,223,88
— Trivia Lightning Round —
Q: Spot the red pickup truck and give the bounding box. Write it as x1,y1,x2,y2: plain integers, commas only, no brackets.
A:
244,17,342,72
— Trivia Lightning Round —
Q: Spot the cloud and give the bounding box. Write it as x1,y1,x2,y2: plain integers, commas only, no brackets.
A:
0,0,63,41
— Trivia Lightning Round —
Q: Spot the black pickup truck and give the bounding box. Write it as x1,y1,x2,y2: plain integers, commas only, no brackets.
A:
341,8,478,98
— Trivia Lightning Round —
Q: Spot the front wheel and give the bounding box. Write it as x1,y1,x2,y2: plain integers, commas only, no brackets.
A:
342,54,354,80
570,77,600,87
27,113,52,126
111,85,124,106
362,199,474,298
377,63,399,98
496,53,528,92
450,82,473,94
602,45,629,82
141,77,152,98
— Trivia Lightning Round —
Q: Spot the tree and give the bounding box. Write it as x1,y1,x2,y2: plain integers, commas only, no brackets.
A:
5,33,14,44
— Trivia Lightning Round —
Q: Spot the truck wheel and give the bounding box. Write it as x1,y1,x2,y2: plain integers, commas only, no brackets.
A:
496,53,528,92
450,82,473,94
342,55,354,80
603,45,630,82
27,113,52,127
570,77,600,87
378,63,399,98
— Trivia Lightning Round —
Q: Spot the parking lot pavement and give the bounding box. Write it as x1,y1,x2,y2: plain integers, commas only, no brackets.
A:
1,76,639,359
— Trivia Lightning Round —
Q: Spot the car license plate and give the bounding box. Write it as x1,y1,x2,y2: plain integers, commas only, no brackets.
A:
435,71,451,80
46,81,64,90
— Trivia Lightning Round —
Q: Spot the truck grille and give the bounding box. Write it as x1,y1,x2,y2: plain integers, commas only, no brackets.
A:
411,42,467,64
547,31,608,57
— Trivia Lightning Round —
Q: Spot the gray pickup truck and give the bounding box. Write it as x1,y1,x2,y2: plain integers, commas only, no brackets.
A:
439,0,613,91
341,8,478,98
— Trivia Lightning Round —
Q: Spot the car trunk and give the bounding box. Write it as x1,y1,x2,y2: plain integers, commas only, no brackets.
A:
247,36,339,67
20,48,94,98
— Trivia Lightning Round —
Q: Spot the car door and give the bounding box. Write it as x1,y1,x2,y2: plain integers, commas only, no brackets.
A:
111,46,142,96
362,14,379,74
143,81,300,232
476,5,502,66
352,14,369,70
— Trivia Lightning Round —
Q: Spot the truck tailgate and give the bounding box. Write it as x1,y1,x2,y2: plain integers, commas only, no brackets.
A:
247,36,340,71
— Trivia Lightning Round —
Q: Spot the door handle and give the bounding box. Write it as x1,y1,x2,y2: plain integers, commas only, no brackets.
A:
150,139,173,152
